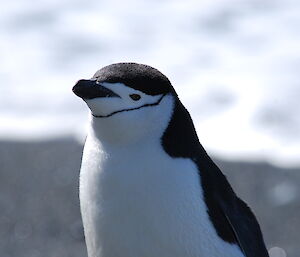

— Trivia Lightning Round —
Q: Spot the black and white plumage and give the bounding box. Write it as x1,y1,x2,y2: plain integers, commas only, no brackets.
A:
73,63,269,257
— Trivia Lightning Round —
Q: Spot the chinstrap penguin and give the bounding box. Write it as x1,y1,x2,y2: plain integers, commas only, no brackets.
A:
72,63,269,257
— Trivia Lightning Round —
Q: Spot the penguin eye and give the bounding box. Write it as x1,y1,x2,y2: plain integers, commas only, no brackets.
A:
129,94,141,101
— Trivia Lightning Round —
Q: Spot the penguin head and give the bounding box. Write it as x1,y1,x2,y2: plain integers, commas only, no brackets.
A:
73,63,177,143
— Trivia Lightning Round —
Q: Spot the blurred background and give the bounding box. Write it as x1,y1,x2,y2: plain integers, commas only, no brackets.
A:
0,0,299,256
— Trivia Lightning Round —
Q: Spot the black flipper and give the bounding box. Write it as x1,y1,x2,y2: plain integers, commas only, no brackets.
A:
217,193,270,257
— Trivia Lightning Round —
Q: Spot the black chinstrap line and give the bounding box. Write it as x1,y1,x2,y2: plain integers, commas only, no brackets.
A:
92,93,167,118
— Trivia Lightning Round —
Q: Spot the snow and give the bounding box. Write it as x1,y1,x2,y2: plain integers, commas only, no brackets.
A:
1,0,300,167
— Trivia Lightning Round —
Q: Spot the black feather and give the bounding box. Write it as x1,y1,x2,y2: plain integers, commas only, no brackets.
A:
162,97,269,257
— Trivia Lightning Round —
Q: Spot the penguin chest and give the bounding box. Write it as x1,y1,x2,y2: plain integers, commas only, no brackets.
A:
79,140,244,257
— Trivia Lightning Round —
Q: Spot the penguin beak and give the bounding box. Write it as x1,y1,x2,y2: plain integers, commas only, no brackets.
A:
72,79,120,99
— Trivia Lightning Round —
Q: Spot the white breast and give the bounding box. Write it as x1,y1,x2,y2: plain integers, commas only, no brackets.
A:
79,134,244,257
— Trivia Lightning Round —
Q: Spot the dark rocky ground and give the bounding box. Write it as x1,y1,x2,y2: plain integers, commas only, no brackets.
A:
0,138,299,257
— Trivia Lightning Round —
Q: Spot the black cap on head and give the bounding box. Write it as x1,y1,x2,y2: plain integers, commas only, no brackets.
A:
92,63,174,95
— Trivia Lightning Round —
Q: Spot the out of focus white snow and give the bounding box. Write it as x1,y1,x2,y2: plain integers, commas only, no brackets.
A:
0,0,299,167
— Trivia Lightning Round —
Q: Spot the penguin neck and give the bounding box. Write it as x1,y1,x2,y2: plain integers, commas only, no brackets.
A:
88,123,160,155
90,116,138,146
161,98,210,162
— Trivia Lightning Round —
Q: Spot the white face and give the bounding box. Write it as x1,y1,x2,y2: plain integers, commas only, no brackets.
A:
85,82,164,117
85,82,175,144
